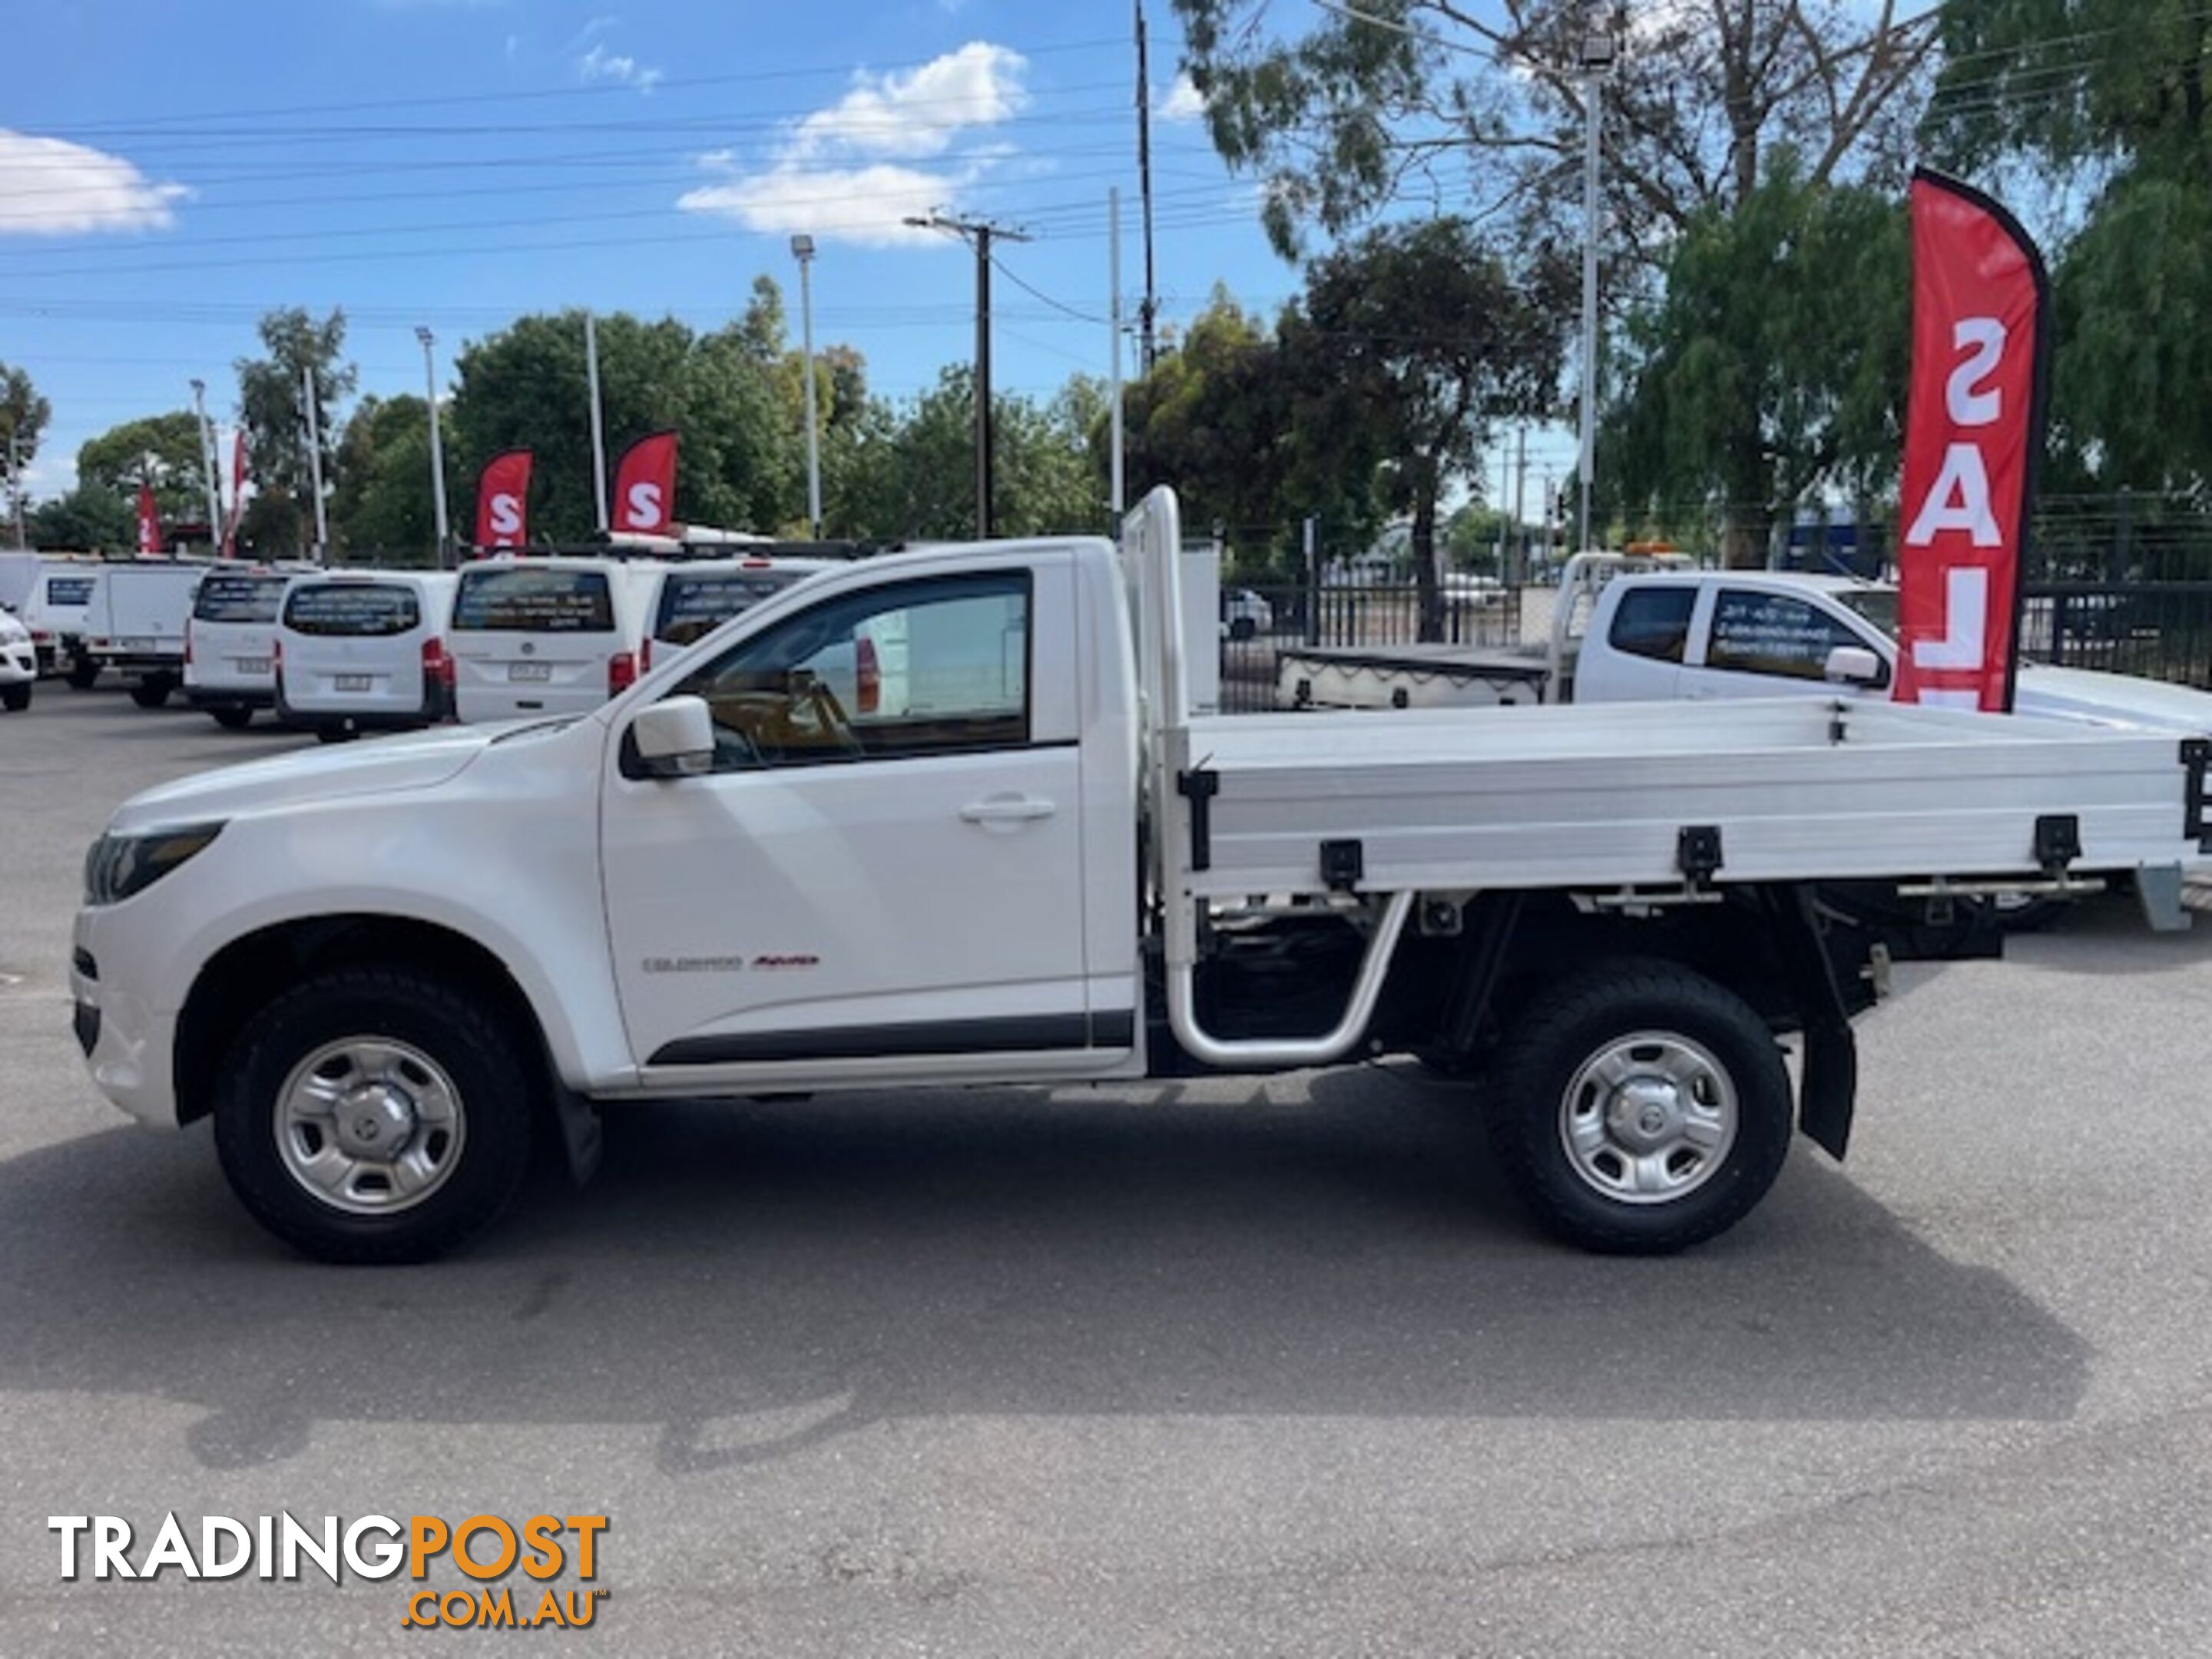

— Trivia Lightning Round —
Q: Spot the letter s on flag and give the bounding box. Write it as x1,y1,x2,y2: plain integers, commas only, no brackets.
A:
611,430,678,534
473,450,533,549
1891,170,2051,714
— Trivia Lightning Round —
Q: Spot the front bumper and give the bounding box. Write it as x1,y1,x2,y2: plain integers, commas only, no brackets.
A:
71,910,182,1127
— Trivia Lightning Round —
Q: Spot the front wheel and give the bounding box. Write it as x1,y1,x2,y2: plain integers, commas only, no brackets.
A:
1485,959,1793,1254
129,677,174,709
214,966,539,1263
1,682,28,713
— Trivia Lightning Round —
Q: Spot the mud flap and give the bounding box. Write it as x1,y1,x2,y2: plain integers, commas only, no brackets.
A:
1767,885,1859,1161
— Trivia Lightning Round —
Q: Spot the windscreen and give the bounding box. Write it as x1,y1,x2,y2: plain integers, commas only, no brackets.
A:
283,583,421,637
453,567,615,634
654,569,807,647
1833,588,1901,640
193,572,290,624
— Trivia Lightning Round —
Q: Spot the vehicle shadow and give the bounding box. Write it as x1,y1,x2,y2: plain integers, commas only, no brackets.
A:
0,1070,2087,1474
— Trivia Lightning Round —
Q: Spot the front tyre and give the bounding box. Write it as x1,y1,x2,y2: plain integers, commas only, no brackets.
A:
214,967,538,1263
129,678,174,709
1486,959,1792,1255
1,683,28,712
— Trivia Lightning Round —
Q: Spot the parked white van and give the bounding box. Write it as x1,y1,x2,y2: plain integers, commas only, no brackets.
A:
273,571,458,743
640,555,839,674
185,565,303,730
448,556,664,723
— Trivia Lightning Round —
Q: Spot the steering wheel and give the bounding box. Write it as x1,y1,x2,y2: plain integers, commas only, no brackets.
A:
795,674,866,759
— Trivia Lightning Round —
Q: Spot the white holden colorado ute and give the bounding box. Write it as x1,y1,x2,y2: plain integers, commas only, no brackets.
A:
71,491,2211,1263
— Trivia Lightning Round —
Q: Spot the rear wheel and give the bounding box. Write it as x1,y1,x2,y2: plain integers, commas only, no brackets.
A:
214,966,538,1263
314,727,356,744
129,677,174,709
1485,959,1792,1254
1,683,28,713
210,705,253,730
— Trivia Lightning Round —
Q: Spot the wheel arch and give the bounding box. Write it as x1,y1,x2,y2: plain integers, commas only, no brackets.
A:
176,915,552,1131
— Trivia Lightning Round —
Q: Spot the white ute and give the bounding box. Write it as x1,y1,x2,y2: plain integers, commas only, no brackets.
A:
70,490,2211,1263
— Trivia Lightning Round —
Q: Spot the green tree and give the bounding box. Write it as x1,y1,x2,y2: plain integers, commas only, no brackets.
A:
1176,0,1936,260
28,485,131,551
451,309,798,541
2,363,51,534
329,393,447,560
1604,161,1909,565
1924,2,2212,492
235,307,356,556
1286,218,1574,634
77,412,208,524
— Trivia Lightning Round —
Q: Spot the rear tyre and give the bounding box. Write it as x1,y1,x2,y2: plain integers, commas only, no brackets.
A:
129,678,173,709
314,727,355,744
65,659,99,690
1485,959,1792,1255
1,683,28,713
210,706,254,730
214,966,538,1263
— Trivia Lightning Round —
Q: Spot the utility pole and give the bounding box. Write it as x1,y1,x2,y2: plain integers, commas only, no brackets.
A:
790,234,823,538
5,425,24,548
415,326,452,565
1576,28,1617,554
1109,187,1125,517
1135,1,1160,371
903,211,1031,538
300,363,329,564
584,312,610,534
1512,425,1528,587
190,379,223,556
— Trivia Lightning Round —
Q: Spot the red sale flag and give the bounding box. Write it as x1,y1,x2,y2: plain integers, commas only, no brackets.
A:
222,430,247,557
474,449,534,548
610,430,677,535
135,478,161,555
1891,169,2051,713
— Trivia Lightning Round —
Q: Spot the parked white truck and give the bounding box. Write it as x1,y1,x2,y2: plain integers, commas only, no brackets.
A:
1279,562,2212,740
70,491,2211,1263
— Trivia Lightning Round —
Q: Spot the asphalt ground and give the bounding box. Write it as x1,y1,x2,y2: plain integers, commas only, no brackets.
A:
3,684,2211,1656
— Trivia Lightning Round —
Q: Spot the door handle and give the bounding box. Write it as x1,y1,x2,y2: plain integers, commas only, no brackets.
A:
959,795,1056,824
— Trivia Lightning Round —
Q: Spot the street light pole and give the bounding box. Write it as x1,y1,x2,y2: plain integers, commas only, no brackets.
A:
1577,28,1616,555
190,378,223,556
300,364,329,564
416,326,452,565
790,234,823,538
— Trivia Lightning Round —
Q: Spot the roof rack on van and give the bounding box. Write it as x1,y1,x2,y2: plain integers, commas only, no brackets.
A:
462,535,900,564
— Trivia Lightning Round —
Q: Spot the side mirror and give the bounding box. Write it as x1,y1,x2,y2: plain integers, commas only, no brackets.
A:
629,695,714,779
1823,645,1883,687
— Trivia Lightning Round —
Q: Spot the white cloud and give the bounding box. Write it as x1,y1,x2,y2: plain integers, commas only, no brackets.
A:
0,131,188,237
1156,71,1205,122
579,41,663,94
679,41,1028,247
791,41,1028,160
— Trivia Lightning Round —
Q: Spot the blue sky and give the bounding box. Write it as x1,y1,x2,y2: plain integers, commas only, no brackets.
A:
1,0,1575,520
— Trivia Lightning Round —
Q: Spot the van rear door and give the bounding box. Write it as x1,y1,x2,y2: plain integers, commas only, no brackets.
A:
279,580,429,716
449,564,628,721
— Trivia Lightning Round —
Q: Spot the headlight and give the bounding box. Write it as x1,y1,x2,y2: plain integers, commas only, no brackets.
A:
82,823,226,906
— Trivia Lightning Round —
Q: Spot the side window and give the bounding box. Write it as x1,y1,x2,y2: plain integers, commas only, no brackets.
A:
1607,586,1696,664
674,572,1030,771
1707,590,1886,684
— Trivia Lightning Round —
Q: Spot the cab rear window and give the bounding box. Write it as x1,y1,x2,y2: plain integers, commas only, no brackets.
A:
194,573,289,624
453,568,615,634
283,583,421,637
655,570,805,647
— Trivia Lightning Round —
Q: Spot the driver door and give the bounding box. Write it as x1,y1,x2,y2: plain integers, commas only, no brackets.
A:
602,556,1114,1088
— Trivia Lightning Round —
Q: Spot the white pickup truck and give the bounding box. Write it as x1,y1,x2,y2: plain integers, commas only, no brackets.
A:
1280,564,2212,740
70,491,2211,1263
